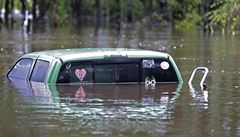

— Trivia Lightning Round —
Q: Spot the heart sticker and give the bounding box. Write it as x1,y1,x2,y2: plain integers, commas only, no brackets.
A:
75,68,86,81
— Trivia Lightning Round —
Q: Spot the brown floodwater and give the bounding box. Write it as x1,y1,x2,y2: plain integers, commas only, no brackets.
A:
1,25,240,137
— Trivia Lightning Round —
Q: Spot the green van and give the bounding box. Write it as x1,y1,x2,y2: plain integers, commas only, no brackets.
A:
7,48,183,84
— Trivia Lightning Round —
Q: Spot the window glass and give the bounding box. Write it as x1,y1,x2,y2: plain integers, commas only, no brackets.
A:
56,58,178,83
30,60,49,82
94,63,140,83
57,62,93,83
94,64,115,83
8,58,33,80
141,59,178,82
118,63,139,82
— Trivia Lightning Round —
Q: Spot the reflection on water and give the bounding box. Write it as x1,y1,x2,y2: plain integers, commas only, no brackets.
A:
1,26,240,136
189,88,209,109
74,86,86,102
56,83,181,119
7,78,182,136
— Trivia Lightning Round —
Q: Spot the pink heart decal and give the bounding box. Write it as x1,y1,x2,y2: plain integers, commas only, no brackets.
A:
75,68,86,81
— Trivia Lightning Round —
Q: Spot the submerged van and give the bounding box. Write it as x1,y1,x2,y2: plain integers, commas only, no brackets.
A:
7,48,183,84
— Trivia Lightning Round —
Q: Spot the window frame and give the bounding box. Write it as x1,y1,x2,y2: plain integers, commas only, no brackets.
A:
29,59,50,83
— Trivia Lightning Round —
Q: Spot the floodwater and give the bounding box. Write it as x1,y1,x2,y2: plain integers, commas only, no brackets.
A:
1,24,240,137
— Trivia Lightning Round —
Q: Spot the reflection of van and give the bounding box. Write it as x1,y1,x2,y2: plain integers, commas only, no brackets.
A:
7,48,183,84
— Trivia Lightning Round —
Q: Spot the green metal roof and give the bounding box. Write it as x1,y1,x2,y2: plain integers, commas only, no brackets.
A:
22,48,170,62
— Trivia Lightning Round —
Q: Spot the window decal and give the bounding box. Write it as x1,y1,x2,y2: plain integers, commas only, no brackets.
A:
143,59,155,68
145,76,156,87
75,68,86,81
160,61,169,70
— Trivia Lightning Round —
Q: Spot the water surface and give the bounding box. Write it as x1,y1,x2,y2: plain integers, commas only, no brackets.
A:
1,26,240,137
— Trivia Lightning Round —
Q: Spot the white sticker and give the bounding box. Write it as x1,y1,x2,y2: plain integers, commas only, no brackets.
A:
143,59,155,68
160,61,169,70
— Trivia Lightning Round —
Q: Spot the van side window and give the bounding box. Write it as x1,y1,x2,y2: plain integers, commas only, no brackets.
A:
8,58,33,80
30,60,49,82
57,62,94,83
57,62,140,83
141,59,178,82
118,63,139,82
94,64,115,83
56,58,178,84
94,63,140,83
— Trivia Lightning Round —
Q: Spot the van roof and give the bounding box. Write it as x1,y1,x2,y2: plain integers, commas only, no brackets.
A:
21,48,170,62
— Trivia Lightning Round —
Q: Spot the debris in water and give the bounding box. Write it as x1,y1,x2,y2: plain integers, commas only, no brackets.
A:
203,83,208,91
234,86,239,89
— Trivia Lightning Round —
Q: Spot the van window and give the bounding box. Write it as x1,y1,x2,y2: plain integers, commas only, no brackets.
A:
118,63,139,82
57,58,178,84
94,63,140,83
94,64,116,83
57,62,94,83
30,60,49,82
8,58,33,80
57,62,140,83
141,59,178,82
